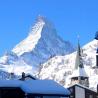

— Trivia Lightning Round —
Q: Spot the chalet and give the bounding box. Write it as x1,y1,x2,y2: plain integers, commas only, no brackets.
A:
68,84,98,98
0,80,24,98
0,80,70,98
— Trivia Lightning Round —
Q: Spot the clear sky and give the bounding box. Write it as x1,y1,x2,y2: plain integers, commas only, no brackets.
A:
0,0,98,56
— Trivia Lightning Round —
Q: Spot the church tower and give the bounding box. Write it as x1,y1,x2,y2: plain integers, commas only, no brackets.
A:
70,40,89,87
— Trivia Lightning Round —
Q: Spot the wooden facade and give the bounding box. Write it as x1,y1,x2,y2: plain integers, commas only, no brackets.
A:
68,84,98,98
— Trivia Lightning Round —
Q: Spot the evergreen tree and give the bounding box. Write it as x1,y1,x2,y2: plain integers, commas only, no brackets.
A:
95,31,98,40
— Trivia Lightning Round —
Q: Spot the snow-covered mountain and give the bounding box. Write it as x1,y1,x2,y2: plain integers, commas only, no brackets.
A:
0,15,97,90
0,51,35,76
12,16,74,67
39,39,98,90
0,16,74,76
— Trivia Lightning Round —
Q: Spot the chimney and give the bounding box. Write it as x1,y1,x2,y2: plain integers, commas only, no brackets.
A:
10,72,14,80
21,72,25,81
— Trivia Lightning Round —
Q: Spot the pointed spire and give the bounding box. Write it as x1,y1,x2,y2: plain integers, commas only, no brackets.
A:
75,36,84,69
73,36,88,77
70,36,89,87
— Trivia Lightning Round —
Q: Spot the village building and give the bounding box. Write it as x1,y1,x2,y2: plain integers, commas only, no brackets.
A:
68,84,98,98
0,79,70,98
68,39,98,98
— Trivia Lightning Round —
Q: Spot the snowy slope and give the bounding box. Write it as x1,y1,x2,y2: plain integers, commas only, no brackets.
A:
12,16,74,67
12,17,45,56
0,52,36,76
0,15,97,90
39,39,98,90
0,16,98,89
0,16,74,77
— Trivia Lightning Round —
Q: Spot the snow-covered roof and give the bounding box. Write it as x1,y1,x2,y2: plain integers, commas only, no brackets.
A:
0,80,22,87
0,80,70,96
21,80,70,95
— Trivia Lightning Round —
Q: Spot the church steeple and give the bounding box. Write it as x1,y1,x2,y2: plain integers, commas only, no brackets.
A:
75,39,84,69
70,38,89,87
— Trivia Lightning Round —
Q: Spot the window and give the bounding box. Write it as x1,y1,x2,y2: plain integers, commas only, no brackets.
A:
96,96,98,98
70,88,73,93
43,96,59,98
70,96,73,98
89,95,93,98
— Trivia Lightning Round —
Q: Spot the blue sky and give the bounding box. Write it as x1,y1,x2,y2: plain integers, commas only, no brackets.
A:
0,0,98,56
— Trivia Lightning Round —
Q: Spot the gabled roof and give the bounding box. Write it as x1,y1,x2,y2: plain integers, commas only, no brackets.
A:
0,80,70,96
19,74,37,80
68,84,97,93
0,80,22,87
22,80,70,96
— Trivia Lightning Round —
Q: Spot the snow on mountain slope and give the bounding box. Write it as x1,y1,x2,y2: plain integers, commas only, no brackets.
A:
12,17,45,56
12,16,74,67
0,52,18,65
39,54,75,84
0,15,97,90
39,39,98,90
0,52,36,76
0,16,74,77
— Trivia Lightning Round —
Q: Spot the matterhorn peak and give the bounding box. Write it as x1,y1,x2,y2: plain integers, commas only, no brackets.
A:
12,16,48,56
12,16,74,67
29,15,55,36
0,15,74,79
36,15,52,24
29,15,45,35
36,15,46,22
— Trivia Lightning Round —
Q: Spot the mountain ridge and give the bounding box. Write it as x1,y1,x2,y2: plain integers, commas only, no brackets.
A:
0,16,74,76
0,16,97,90
12,16,74,67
